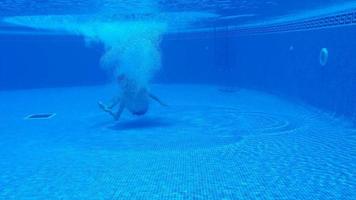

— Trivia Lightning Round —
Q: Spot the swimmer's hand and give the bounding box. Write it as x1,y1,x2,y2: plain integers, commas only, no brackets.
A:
98,101,122,121
98,101,112,112
149,93,168,107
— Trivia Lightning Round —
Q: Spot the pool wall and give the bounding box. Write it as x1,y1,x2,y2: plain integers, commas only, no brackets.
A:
161,26,356,122
0,25,355,123
0,35,106,89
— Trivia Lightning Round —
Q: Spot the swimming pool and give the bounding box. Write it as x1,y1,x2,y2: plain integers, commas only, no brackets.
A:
0,1,355,199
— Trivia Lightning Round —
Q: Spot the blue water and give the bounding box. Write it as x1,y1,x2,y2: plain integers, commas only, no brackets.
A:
0,1,355,199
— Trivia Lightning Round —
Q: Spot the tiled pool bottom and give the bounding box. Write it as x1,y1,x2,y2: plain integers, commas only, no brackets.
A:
0,84,354,199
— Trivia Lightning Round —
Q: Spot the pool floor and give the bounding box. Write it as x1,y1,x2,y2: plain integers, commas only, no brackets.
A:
0,84,355,199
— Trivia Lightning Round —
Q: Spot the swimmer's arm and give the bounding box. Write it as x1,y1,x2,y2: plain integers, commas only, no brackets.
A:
113,102,125,121
149,93,168,107
108,95,121,109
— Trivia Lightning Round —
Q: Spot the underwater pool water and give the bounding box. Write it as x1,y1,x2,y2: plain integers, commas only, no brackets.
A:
0,0,356,199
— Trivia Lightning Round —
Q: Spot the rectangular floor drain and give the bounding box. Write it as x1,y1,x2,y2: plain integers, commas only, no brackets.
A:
25,113,56,120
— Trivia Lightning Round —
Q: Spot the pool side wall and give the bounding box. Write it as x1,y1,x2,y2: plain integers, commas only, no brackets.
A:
0,26,355,122
161,26,356,122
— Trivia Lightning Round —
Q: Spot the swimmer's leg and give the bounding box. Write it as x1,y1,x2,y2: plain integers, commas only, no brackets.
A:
149,93,168,107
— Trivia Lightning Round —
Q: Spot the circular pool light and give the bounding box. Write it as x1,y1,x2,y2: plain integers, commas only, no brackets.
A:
319,48,329,66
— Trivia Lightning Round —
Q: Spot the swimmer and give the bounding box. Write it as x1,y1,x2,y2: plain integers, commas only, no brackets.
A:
98,74,167,121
